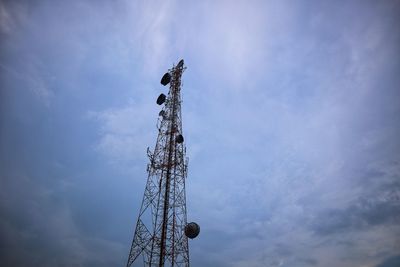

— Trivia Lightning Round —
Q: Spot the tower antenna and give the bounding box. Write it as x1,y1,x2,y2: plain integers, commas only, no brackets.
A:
126,60,199,267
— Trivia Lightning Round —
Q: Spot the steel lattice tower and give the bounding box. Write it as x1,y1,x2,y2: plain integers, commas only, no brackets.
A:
126,60,199,267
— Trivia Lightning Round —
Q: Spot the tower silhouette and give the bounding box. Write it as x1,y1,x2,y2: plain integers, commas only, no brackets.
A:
126,60,199,267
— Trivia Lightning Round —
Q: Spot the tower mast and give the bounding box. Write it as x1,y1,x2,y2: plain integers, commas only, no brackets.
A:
126,60,199,267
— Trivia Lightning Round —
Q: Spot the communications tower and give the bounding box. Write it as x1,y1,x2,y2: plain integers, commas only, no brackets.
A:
126,60,200,267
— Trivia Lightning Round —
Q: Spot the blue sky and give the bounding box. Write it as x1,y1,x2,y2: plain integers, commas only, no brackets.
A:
1,0,399,266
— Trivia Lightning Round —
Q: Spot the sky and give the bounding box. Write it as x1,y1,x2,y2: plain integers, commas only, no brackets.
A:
0,0,400,266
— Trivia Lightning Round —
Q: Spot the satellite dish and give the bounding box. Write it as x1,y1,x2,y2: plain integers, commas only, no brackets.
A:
177,59,184,68
161,73,171,86
176,134,184,144
156,94,166,105
184,222,200,239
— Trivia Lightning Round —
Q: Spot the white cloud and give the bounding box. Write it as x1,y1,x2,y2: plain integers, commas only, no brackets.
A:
88,97,158,167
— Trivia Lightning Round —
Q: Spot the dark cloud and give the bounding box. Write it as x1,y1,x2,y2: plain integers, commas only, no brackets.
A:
298,258,318,266
312,193,400,236
376,255,400,267
0,173,78,266
273,243,293,257
0,170,127,267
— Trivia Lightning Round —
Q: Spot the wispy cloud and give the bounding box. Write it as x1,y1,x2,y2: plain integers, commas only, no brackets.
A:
0,60,54,106
0,1,14,34
88,97,157,166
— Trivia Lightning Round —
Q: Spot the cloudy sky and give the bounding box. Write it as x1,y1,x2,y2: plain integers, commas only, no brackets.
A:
1,0,400,266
